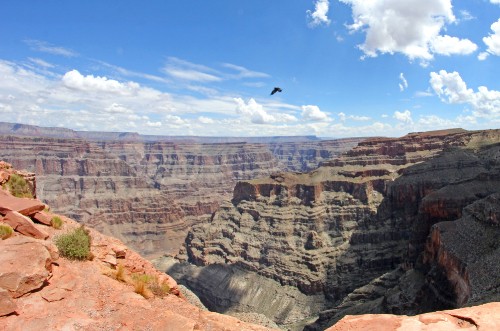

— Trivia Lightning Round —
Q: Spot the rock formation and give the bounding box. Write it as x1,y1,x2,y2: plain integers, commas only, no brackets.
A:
0,122,360,258
326,302,500,331
164,128,500,329
0,167,276,330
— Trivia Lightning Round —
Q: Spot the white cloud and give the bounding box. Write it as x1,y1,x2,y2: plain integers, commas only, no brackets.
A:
490,0,500,4
24,39,78,57
221,63,270,79
301,105,330,121
478,52,490,61
399,73,408,91
28,58,54,68
337,112,370,122
458,10,474,21
198,116,215,124
162,57,221,82
62,70,140,95
430,35,477,56
394,110,413,124
234,97,275,124
349,115,371,121
105,103,133,114
307,0,331,27
339,0,477,62
415,90,433,97
482,19,500,57
146,121,162,127
430,70,500,117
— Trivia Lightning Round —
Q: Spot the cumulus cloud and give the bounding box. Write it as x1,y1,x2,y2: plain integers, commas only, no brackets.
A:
24,39,78,57
393,110,413,124
234,98,275,124
399,73,408,91
480,19,500,60
339,0,475,62
307,0,331,27
430,70,500,117
62,70,140,95
430,35,477,56
491,0,500,4
301,105,330,121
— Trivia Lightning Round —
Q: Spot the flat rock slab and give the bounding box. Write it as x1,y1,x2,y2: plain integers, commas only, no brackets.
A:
31,211,52,226
327,302,500,331
0,235,54,298
0,191,45,216
3,211,49,240
0,288,17,317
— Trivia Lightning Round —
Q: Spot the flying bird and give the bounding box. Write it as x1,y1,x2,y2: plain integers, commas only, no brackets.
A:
270,87,282,95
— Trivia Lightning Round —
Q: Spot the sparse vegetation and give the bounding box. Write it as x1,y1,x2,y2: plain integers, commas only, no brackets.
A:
148,277,171,297
0,223,14,240
51,216,63,229
131,273,170,298
115,263,126,282
134,276,149,298
54,225,92,260
2,173,33,198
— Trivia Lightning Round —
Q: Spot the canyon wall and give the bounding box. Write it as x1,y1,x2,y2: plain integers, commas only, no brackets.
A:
165,128,500,329
0,122,360,258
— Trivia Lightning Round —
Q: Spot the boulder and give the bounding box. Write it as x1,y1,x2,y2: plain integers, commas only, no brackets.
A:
0,235,55,298
0,191,45,216
31,211,52,226
3,211,49,240
0,288,17,316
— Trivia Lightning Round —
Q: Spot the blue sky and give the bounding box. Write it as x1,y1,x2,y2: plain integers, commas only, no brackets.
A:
0,0,499,137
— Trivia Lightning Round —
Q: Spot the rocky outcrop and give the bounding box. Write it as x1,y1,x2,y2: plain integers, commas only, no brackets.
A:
172,129,500,329
0,170,276,330
326,302,500,331
0,125,360,258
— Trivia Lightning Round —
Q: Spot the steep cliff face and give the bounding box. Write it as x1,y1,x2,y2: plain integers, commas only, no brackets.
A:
0,126,359,258
171,129,500,329
309,140,500,330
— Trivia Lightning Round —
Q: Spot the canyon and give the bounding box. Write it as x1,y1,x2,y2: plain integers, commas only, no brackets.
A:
159,128,500,330
1,122,499,330
0,122,360,259
1,161,498,331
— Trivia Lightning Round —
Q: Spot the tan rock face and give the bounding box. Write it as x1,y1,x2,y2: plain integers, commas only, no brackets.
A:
2,211,49,240
175,129,500,327
0,191,45,216
0,133,360,258
326,302,500,331
0,236,54,298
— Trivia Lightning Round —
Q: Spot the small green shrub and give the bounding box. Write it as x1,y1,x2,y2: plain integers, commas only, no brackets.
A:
55,225,92,260
0,223,13,240
2,174,33,198
51,216,63,229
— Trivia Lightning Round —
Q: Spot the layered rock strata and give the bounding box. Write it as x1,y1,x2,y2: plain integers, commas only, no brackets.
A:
170,129,500,329
0,126,359,258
